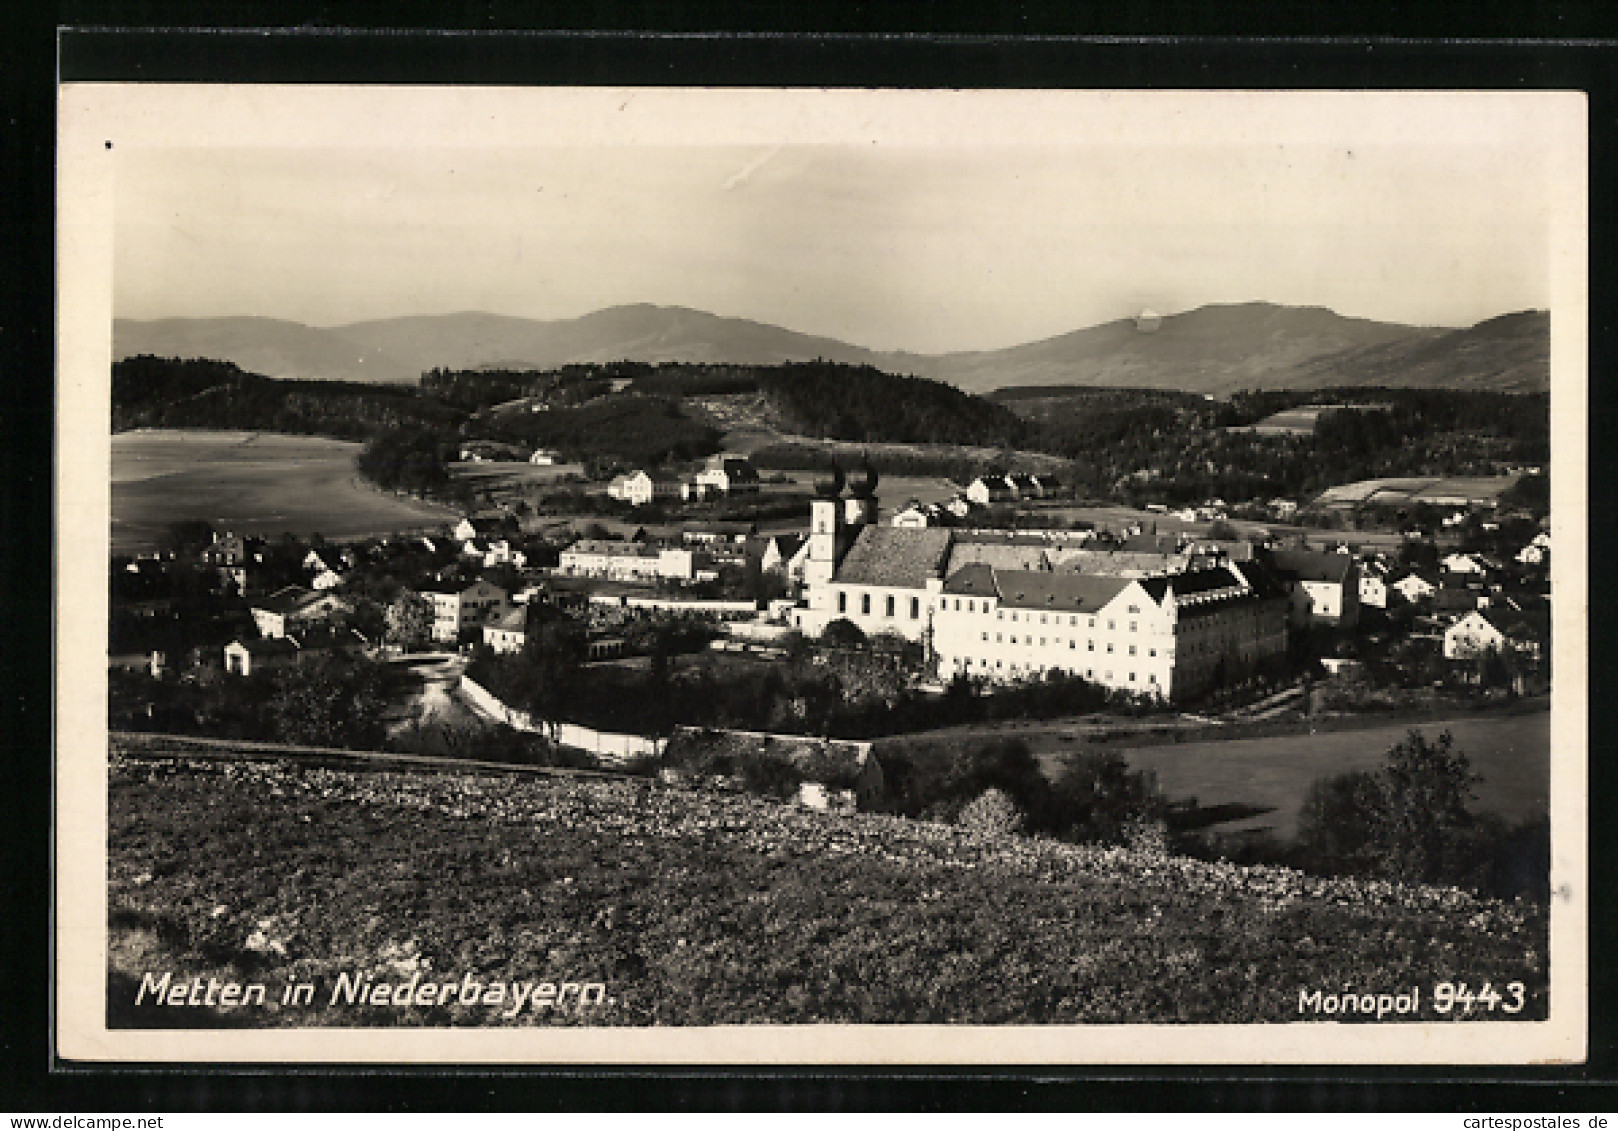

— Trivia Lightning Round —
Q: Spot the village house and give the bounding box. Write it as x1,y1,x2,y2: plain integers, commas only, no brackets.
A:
1443,607,1550,662
1262,549,1360,629
608,470,683,507
1441,551,1489,577
1358,563,1390,610
222,637,301,677
1390,570,1439,604
890,500,933,529
481,607,529,655
966,475,1017,507
421,578,509,644
250,585,352,639
529,448,560,466
694,457,761,496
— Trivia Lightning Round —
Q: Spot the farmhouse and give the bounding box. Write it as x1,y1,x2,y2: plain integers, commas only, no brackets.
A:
608,470,683,507
966,475,1017,507
694,457,761,496
223,637,300,676
250,586,352,640
1443,608,1550,661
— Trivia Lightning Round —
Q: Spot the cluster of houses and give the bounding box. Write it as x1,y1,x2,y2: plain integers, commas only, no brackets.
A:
115,456,1552,708
606,457,762,506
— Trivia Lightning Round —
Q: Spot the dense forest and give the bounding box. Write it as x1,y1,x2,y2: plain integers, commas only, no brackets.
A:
113,356,459,439
470,394,723,466
419,366,613,413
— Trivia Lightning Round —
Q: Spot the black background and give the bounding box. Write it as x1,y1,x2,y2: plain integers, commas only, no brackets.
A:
4,3,1616,1112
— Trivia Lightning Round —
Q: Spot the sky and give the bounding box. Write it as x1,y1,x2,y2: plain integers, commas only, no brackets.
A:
109,89,1577,354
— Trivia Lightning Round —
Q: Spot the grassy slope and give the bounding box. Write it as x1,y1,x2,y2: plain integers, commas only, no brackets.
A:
108,745,1548,1028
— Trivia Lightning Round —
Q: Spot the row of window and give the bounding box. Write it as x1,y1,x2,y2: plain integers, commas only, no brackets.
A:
952,656,1158,685
974,631,1159,658
837,591,923,620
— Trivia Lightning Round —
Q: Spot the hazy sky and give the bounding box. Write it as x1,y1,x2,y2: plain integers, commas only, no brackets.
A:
110,90,1573,354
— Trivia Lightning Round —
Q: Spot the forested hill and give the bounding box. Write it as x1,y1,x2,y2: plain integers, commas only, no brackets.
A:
111,355,1030,460
112,356,459,439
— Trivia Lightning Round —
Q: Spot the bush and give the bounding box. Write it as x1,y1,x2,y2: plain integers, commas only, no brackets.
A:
957,788,1025,837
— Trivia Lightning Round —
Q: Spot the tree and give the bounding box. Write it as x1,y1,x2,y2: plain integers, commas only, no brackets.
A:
1295,770,1384,873
820,618,867,649
268,655,391,749
1042,749,1165,844
1372,729,1479,884
510,621,588,740
1295,729,1482,886
384,590,435,649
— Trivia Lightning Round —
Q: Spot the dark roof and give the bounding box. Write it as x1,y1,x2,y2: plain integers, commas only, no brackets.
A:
993,571,1130,613
1265,549,1354,585
1481,607,1551,640
941,563,998,596
1167,565,1250,598
834,526,953,588
720,458,760,482
254,585,313,615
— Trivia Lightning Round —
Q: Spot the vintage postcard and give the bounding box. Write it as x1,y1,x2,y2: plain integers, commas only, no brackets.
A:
56,84,1588,1063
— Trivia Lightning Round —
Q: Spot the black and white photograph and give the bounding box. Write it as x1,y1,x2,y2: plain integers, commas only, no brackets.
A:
55,84,1587,1063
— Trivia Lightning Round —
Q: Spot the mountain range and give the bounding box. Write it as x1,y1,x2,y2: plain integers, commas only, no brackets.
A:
113,302,1550,396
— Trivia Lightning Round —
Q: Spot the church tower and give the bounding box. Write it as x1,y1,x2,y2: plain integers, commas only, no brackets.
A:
804,466,846,588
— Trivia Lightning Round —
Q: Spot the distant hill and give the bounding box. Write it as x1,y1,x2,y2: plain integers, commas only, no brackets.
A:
114,302,1550,395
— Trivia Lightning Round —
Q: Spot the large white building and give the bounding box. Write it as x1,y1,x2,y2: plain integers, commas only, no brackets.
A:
558,539,695,583
422,578,509,643
787,469,1289,700
931,561,1287,701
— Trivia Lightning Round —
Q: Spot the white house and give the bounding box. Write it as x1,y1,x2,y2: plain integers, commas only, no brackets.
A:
422,578,509,643
1263,550,1359,628
890,500,932,528
309,567,345,591
223,637,300,676
1443,608,1549,661
250,586,351,639
695,457,761,496
966,475,1016,507
451,518,480,543
481,607,529,654
1516,543,1548,566
558,540,695,583
612,470,683,507
1390,572,1439,603
529,449,560,466
1441,552,1488,576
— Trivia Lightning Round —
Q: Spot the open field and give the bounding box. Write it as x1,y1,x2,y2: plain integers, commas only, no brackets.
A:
1314,475,1521,509
449,460,588,488
1080,711,1549,840
111,430,458,553
108,741,1546,1027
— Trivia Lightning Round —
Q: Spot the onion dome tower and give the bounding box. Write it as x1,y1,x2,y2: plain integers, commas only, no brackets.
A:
814,464,847,499
844,459,880,525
